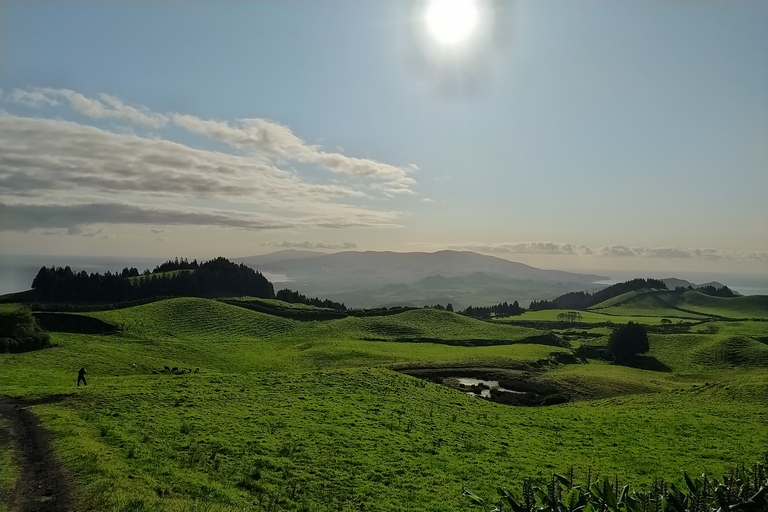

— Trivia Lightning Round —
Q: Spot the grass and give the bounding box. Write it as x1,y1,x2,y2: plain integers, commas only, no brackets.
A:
591,289,768,320
30,368,768,512
0,416,19,512
1,295,767,511
498,309,682,325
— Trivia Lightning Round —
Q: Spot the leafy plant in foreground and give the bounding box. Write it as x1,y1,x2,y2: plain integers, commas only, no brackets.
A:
462,457,768,512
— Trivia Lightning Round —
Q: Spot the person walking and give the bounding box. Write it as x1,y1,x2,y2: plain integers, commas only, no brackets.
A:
77,367,87,386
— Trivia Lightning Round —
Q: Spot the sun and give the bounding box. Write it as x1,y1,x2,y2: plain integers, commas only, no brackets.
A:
425,0,479,45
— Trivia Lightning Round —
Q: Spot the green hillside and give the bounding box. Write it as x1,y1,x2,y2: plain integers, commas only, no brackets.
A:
590,289,767,319
1,295,766,512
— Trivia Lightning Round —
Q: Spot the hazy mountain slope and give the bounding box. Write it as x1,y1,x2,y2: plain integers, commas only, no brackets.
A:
248,250,607,284
235,250,327,266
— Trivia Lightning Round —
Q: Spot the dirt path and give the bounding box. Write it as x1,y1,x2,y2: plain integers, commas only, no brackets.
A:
0,395,73,512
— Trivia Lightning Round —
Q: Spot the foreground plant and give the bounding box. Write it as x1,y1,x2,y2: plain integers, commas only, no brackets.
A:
462,457,768,512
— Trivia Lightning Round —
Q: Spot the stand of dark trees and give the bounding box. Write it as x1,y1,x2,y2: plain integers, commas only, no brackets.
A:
275,289,346,311
676,285,735,297
462,301,524,319
425,303,454,312
31,257,274,303
529,278,667,311
152,257,199,274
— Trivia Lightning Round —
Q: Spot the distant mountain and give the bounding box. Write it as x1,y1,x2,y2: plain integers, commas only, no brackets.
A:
248,250,606,284
237,250,608,308
235,250,328,267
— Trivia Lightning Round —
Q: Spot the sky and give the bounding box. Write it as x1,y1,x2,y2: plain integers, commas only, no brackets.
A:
1,0,766,276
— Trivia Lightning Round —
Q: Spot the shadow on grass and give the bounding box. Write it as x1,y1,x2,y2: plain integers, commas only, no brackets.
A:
624,355,672,372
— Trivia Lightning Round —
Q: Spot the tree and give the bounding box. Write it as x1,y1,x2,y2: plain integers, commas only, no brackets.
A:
606,321,649,364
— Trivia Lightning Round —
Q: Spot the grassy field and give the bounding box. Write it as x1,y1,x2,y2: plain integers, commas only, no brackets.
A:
590,289,768,320
497,309,686,325
1,295,766,512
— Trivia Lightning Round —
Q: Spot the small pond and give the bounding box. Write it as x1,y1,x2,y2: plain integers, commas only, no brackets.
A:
399,368,570,407
455,378,526,398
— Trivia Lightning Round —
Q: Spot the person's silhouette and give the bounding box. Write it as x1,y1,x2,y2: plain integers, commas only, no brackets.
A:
77,367,87,386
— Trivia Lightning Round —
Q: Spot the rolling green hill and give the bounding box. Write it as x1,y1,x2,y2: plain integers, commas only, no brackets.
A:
590,289,767,319
1,295,766,512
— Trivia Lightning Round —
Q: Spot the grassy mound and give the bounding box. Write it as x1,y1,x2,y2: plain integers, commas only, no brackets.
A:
689,336,768,369
591,290,767,320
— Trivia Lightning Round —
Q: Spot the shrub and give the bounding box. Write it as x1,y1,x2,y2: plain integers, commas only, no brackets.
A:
606,321,649,364
0,307,51,353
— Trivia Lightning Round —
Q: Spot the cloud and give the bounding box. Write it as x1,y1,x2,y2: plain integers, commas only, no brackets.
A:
8,86,420,195
447,242,767,262
262,240,358,250
1,88,418,236
8,89,58,108
452,241,592,256
595,245,736,260
4,88,418,199
0,115,406,227
8,87,168,128
0,201,399,233
172,114,417,195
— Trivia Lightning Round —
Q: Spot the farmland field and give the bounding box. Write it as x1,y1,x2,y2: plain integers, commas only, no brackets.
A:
1,296,766,512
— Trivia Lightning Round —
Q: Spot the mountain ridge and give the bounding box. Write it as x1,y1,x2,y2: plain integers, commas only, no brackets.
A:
237,250,608,284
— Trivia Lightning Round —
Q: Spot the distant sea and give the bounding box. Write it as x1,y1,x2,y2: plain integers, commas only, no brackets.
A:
1,254,766,297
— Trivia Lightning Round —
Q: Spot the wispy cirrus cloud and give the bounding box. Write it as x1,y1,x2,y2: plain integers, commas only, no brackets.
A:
1,87,415,235
261,240,358,250
9,87,168,128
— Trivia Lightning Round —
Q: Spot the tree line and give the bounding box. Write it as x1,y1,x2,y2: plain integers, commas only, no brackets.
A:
31,257,274,303
676,284,735,297
275,289,347,311
529,278,668,311
462,301,524,319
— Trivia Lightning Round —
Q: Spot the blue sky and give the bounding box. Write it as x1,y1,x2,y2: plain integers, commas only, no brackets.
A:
1,0,766,274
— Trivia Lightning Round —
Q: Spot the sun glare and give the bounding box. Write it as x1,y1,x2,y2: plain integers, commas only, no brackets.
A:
425,0,479,45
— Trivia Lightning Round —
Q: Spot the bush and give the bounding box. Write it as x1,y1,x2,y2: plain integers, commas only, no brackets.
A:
0,307,52,353
606,321,649,364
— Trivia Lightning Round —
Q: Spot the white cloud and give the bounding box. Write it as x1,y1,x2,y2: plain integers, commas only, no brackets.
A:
0,115,370,207
8,87,168,128
8,89,59,108
172,114,417,195
262,240,358,250
6,87,418,197
0,87,413,234
448,242,767,262
452,241,592,256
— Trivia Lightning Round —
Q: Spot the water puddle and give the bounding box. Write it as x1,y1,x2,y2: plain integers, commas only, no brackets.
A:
398,368,570,407
456,378,526,398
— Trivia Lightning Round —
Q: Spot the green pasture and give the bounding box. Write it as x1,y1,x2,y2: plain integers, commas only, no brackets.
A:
499,309,679,325
590,289,767,320
1,295,767,512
